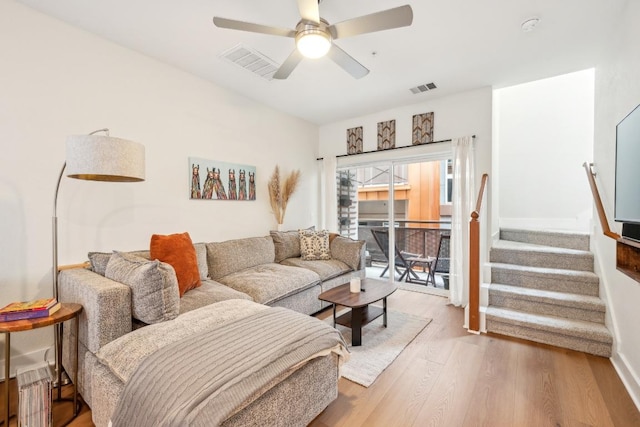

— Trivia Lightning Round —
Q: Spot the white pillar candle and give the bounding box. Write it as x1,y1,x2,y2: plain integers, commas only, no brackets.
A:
350,277,361,293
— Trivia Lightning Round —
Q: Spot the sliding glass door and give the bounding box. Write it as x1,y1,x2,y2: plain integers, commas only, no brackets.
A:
337,156,452,292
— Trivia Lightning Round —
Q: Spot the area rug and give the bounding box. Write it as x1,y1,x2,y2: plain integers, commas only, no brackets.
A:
326,309,432,387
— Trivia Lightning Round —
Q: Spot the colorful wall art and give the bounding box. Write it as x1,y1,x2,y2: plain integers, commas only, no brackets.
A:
189,157,256,200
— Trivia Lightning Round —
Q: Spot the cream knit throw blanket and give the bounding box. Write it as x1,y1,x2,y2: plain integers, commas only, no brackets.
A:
111,307,348,427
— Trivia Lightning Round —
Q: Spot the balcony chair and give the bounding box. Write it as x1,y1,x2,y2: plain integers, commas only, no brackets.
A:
429,234,451,289
371,229,423,281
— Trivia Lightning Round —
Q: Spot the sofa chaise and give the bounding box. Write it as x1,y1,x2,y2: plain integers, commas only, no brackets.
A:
59,230,366,426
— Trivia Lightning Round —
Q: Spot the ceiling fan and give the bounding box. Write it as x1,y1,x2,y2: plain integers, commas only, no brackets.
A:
213,0,413,80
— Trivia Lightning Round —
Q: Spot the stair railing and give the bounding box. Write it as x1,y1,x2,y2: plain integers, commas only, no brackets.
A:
469,173,489,333
583,162,620,240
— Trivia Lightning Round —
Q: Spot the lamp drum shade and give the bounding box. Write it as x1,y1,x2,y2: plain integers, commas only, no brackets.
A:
66,134,145,182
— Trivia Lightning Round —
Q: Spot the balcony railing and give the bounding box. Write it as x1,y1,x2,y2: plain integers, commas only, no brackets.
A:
358,220,451,267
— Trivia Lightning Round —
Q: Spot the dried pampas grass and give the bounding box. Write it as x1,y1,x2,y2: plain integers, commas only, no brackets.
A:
268,166,300,225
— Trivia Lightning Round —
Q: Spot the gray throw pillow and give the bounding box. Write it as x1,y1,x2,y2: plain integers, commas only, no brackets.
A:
88,252,111,276
105,251,180,324
270,226,315,262
88,250,151,276
330,236,365,270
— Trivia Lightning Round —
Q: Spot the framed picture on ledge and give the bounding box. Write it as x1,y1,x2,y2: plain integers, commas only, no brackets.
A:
412,112,434,145
347,126,363,154
377,120,396,150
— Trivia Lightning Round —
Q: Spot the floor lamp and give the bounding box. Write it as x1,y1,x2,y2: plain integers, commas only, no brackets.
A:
51,128,145,392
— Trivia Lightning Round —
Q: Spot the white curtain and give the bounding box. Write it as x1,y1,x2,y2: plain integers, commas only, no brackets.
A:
449,136,476,307
321,156,338,232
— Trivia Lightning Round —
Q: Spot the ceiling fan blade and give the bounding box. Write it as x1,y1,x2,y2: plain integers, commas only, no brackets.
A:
327,44,369,79
297,0,320,23
273,49,304,80
213,17,296,38
328,5,413,39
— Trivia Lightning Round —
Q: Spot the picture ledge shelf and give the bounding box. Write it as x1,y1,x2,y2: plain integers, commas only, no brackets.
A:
316,135,476,161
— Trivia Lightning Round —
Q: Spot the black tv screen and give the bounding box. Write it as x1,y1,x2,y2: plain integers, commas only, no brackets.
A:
615,103,640,224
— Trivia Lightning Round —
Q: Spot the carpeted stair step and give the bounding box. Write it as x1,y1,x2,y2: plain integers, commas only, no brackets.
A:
500,228,590,251
490,263,600,296
485,307,612,357
490,240,593,271
488,284,606,323
486,229,612,357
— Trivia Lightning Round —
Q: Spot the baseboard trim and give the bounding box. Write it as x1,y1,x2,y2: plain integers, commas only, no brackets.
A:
465,306,488,334
480,282,490,306
611,351,640,412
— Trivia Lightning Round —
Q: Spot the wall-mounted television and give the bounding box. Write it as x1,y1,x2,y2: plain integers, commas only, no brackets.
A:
615,103,640,241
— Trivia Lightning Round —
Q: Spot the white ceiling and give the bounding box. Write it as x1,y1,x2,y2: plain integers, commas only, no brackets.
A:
17,0,624,124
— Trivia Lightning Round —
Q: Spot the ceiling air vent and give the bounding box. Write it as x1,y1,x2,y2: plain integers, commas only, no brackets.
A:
409,82,437,94
219,44,279,81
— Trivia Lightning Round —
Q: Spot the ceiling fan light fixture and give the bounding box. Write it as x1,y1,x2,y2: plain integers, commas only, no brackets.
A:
296,29,331,59
214,4,413,79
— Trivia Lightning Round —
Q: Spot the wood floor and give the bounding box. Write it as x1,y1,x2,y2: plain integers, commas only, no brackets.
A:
2,289,639,426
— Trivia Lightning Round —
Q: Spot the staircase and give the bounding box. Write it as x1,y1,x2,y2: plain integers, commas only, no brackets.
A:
485,228,613,357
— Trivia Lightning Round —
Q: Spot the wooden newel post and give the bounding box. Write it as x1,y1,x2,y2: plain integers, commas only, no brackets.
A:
469,211,480,332
468,173,487,334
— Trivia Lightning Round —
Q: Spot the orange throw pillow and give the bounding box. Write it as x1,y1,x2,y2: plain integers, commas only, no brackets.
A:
150,232,201,297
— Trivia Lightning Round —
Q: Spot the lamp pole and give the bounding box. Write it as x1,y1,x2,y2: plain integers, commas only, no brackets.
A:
51,128,109,391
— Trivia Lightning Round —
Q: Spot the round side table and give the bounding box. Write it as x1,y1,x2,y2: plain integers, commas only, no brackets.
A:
1,302,82,426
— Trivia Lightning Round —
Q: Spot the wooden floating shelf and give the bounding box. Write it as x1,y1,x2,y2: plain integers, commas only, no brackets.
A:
617,238,640,283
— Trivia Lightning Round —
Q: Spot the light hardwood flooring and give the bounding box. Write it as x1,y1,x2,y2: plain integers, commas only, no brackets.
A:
311,290,640,427
2,289,639,426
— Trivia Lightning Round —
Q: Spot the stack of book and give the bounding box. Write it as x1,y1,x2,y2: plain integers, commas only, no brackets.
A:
0,298,60,322
17,362,53,427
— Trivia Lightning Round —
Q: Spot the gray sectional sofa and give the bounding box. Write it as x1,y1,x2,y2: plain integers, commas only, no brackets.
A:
58,230,366,426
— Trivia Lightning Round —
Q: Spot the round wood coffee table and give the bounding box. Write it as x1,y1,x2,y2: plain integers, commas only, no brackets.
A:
318,278,397,346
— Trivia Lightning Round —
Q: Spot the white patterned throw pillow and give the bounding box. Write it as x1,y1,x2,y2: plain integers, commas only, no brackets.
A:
299,229,332,261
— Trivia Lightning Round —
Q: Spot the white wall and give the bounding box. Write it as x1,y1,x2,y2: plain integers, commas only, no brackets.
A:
319,87,493,232
495,69,594,232
592,0,640,407
0,1,318,372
